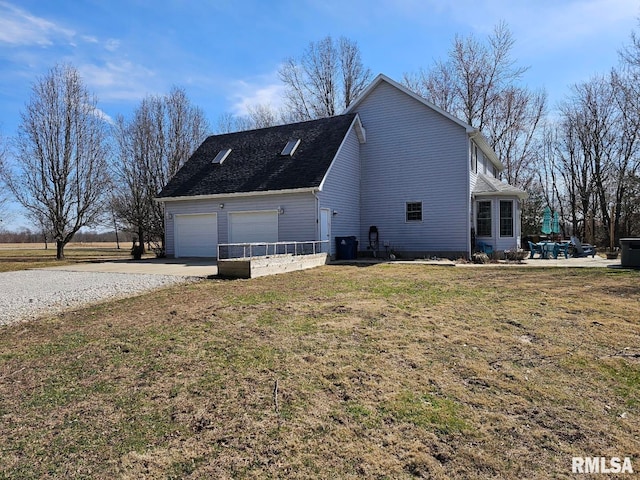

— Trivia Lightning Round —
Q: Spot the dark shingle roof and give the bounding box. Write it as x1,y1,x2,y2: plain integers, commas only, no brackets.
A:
158,113,357,198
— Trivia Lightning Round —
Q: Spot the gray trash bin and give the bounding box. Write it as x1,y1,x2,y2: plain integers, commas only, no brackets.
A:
620,238,640,268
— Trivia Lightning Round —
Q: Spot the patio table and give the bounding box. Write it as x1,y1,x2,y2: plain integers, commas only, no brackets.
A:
539,242,556,259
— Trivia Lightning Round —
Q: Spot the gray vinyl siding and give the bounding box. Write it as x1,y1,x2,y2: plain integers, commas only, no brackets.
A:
163,192,316,256
317,124,361,254
354,80,470,255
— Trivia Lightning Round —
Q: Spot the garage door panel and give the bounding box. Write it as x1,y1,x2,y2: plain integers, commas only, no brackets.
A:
229,211,278,244
175,213,218,257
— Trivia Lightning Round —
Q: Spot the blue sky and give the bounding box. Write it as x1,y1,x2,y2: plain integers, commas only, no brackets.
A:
1,0,640,229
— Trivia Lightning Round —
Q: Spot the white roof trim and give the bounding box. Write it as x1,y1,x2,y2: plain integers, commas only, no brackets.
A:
156,187,318,203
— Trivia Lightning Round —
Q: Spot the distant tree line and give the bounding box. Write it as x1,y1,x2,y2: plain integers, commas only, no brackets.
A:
1,24,639,257
0,228,132,245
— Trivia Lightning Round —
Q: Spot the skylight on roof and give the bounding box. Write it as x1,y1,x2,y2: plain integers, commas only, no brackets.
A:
212,148,232,165
281,139,301,156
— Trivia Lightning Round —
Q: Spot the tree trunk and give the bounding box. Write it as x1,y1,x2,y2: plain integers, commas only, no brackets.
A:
137,226,145,254
56,240,65,260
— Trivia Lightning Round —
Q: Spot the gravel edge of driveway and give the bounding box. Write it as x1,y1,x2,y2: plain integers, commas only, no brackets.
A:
0,270,195,327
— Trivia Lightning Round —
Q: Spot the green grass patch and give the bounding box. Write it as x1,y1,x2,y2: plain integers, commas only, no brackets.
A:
382,390,469,434
599,360,640,407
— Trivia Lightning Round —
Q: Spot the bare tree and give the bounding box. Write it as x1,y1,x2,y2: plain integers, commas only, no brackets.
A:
554,70,640,245
403,22,546,188
609,70,640,244
112,87,209,253
1,64,109,259
279,36,372,120
0,130,9,224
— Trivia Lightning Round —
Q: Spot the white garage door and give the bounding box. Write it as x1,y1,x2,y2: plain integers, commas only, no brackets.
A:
174,213,218,257
229,211,278,243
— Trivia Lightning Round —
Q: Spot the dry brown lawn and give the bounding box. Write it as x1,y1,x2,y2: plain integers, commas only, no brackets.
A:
0,263,639,479
0,242,141,272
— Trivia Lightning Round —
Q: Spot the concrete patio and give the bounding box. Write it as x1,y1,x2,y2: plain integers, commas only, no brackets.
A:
41,257,218,277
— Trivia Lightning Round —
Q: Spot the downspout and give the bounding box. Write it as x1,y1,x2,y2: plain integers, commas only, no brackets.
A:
466,134,475,259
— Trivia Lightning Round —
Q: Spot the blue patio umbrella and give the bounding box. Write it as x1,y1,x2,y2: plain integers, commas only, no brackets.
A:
552,211,560,235
541,206,552,235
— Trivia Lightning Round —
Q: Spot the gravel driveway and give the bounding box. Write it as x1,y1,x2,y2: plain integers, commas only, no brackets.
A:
0,270,191,327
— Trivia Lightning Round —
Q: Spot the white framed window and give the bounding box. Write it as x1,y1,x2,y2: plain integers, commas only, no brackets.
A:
471,144,478,173
406,202,422,222
477,201,492,237
500,200,513,237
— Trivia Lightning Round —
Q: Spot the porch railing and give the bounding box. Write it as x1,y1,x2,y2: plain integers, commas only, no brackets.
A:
217,240,329,260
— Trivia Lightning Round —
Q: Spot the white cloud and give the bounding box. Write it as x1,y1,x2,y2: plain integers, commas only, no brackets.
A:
78,61,158,102
229,73,286,116
90,105,114,125
0,1,75,46
104,39,120,52
432,0,640,52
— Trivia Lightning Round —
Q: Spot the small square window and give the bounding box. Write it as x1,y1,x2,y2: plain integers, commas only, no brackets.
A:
406,202,422,222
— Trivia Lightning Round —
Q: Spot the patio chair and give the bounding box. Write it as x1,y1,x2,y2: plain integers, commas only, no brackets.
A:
553,242,570,259
570,236,596,258
528,241,542,259
476,241,493,255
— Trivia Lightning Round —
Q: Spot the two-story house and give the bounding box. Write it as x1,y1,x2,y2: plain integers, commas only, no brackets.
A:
157,74,527,259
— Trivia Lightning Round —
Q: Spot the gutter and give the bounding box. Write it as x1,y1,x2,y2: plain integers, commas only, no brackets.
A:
155,186,319,203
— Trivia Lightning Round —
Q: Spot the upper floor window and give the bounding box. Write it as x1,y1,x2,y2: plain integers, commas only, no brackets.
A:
471,144,478,173
406,202,422,222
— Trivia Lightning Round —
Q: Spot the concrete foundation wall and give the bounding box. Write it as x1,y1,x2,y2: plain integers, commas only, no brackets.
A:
218,253,329,279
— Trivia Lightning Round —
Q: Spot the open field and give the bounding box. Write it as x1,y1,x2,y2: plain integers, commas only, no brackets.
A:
0,264,639,478
0,242,141,272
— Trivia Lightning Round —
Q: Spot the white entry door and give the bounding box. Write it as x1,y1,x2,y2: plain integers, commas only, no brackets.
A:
320,208,331,253
174,213,218,257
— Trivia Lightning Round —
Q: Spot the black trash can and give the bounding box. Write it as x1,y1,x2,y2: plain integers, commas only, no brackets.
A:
620,238,640,268
335,236,358,260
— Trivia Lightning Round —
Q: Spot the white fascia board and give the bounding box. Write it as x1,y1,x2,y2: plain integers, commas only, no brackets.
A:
473,190,529,200
155,187,318,203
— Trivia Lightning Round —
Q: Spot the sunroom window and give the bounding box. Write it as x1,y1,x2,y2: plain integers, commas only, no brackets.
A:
477,201,491,237
500,200,513,237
